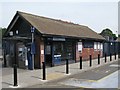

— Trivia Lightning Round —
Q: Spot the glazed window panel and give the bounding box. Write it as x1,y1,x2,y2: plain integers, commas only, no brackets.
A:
46,45,51,54
83,41,94,48
94,42,97,50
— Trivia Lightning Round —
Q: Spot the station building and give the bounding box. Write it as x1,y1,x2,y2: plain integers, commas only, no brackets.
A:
116,37,120,58
3,11,105,69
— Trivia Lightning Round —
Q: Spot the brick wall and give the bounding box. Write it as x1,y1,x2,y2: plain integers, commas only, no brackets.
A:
76,44,103,61
40,40,44,63
80,48,102,60
35,37,45,68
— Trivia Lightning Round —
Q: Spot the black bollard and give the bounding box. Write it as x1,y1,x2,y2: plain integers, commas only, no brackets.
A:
105,53,107,63
4,52,7,67
42,62,46,80
80,56,82,69
13,64,18,86
115,53,116,60
110,53,112,61
66,59,69,74
51,60,53,67
98,54,100,65
90,55,92,67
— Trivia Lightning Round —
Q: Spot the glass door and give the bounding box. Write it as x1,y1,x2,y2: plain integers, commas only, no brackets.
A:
45,42,52,66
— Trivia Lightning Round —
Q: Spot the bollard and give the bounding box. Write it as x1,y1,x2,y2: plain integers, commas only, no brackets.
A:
110,53,112,61
105,53,107,63
115,53,116,60
90,55,92,67
42,62,46,80
66,59,69,74
13,64,18,86
4,52,7,67
80,56,82,69
98,54,100,65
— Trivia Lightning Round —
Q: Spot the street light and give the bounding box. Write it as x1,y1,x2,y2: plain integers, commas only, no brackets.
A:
9,30,18,86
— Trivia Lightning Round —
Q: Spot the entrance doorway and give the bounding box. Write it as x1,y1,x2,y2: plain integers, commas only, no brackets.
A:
45,40,76,66
17,43,27,69
45,42,53,66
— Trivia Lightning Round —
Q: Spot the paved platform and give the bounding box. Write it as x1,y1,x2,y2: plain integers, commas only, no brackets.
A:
1,55,119,89
28,60,119,89
0,56,3,59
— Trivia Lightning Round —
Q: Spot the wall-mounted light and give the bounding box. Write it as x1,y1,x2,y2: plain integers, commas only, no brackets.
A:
16,30,18,35
9,31,13,36
111,43,113,45
79,39,82,42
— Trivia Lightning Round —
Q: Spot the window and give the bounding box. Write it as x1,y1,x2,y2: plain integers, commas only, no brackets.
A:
94,42,97,50
98,42,100,49
46,45,51,54
94,42,103,50
83,41,94,48
54,43,63,55
53,41,74,60
100,43,103,50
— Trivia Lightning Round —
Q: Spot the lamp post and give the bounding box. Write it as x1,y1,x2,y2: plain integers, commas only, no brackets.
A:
13,41,18,86
9,31,18,86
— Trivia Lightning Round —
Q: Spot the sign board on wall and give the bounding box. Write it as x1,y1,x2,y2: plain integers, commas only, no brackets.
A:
53,38,66,41
41,50,44,55
78,42,82,52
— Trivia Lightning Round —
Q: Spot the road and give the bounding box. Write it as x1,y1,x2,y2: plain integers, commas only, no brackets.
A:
29,60,119,89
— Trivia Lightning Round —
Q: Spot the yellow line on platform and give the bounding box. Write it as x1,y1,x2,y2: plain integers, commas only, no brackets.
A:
47,73,64,80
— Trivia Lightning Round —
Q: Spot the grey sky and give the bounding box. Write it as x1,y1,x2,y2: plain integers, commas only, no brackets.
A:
0,1,119,35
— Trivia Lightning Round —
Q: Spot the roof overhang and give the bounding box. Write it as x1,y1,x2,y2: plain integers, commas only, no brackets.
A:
3,36,31,41
42,33,105,42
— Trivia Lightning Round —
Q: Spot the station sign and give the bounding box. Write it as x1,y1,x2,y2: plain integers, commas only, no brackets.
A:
47,37,66,41
53,37,66,41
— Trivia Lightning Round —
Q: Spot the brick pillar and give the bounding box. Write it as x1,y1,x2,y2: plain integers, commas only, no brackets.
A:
40,40,45,67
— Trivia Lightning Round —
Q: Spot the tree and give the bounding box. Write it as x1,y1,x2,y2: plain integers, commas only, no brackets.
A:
0,28,7,48
0,27,7,43
100,28,117,41
0,28,7,36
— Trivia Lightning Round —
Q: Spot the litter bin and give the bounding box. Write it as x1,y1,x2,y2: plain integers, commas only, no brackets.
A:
54,55,61,65
6,54,13,67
